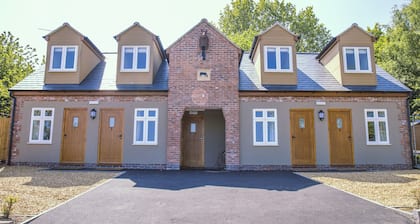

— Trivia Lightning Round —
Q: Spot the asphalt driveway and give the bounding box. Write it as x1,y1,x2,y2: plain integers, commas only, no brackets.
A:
28,171,413,224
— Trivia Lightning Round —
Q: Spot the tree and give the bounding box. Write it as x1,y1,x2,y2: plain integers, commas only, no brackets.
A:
218,0,332,52
0,31,39,116
369,0,420,117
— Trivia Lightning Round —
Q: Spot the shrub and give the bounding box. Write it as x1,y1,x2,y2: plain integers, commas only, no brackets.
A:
1,196,17,219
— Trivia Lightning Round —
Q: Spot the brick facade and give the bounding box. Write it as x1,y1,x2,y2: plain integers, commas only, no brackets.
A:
166,20,242,170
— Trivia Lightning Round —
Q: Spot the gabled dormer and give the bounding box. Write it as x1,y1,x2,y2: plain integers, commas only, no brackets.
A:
114,22,165,85
316,23,377,86
43,23,104,84
249,22,299,85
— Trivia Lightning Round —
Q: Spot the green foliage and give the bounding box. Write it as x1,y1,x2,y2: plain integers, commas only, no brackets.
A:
0,31,39,116
218,0,332,52
1,196,17,219
370,0,420,116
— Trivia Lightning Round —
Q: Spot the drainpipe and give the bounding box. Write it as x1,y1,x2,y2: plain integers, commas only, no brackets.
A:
7,92,16,166
406,94,416,168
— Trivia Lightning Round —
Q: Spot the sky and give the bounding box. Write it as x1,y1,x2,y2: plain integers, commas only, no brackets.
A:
1,0,410,59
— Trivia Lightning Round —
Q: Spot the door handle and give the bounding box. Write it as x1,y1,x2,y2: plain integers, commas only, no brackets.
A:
64,134,67,137
292,136,296,139
119,134,123,140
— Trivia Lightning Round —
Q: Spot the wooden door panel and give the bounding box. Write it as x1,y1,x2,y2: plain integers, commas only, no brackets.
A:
182,112,204,168
61,108,87,163
290,109,315,166
98,109,124,164
328,109,354,166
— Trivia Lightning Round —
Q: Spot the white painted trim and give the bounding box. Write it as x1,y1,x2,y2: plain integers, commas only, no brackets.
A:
263,46,293,72
49,45,78,72
343,46,372,73
28,108,54,144
120,45,150,72
364,109,390,145
253,109,278,146
133,108,158,145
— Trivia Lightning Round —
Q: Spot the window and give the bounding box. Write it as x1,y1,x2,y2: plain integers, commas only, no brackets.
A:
343,47,372,73
29,108,54,144
50,46,78,71
121,46,150,72
364,109,390,145
133,108,158,145
264,46,293,72
253,109,278,146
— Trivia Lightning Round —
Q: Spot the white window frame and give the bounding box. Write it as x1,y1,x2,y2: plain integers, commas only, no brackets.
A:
253,109,278,146
29,108,54,144
121,45,150,72
133,108,158,145
364,109,390,145
343,47,372,73
49,45,78,71
263,46,293,72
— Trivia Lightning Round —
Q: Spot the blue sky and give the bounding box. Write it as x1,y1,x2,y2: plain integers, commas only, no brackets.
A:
1,0,409,59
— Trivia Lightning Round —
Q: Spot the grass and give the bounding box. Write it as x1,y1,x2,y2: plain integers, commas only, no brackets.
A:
0,165,120,223
299,169,420,212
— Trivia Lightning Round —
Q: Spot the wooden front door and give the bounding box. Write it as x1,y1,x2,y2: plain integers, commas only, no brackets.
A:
181,112,204,168
328,109,354,166
61,108,87,163
290,109,316,166
98,108,124,164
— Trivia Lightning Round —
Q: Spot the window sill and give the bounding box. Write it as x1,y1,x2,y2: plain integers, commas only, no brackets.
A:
49,69,77,72
366,143,391,146
27,142,52,145
120,69,149,73
253,144,279,147
344,70,373,74
264,70,293,73
132,143,158,146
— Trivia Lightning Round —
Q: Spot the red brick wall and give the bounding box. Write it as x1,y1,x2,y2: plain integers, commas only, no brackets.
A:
166,20,242,170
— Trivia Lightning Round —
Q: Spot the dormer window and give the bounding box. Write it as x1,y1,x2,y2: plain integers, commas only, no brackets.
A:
121,46,150,72
343,47,372,73
264,46,293,72
50,46,78,71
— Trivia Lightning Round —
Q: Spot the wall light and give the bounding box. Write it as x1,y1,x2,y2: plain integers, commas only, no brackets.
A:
90,108,97,120
318,110,325,121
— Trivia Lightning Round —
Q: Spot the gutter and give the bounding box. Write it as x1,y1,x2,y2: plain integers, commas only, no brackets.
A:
7,92,16,166
406,94,416,168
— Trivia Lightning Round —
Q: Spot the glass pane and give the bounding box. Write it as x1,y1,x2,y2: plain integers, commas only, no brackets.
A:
337,118,343,129
52,47,62,69
266,111,275,118
147,121,156,141
379,121,387,142
345,49,355,70
73,117,79,128
31,120,40,140
255,121,263,142
136,121,144,141
65,47,75,69
137,49,147,69
378,111,385,117
367,121,376,142
190,123,196,133
280,48,290,70
45,110,53,117
109,117,115,128
123,48,134,69
267,121,275,142
299,118,305,129
255,111,263,118
366,111,374,118
359,48,369,70
136,110,145,117
33,110,41,116
267,48,277,69
43,120,51,140
148,110,156,117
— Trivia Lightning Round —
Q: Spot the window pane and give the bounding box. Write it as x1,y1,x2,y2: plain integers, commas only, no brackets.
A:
366,111,374,118
267,111,275,118
379,121,387,142
280,48,290,70
147,121,156,142
65,47,75,69
267,48,277,69
33,110,41,116
52,48,62,69
255,121,263,142
267,121,275,142
367,121,376,142
359,49,369,70
45,110,53,117
135,121,144,141
255,111,263,118
31,120,40,140
345,49,356,70
148,110,156,117
123,48,134,69
137,49,147,69
43,120,51,140
136,110,144,117
378,111,385,117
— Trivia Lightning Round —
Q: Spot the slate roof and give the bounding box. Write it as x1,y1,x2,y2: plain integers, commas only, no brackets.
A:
239,53,411,92
10,53,168,91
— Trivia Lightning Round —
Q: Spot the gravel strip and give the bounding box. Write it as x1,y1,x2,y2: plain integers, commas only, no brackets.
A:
299,170,420,212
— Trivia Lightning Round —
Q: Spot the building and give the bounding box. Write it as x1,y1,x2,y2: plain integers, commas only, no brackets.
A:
8,19,413,170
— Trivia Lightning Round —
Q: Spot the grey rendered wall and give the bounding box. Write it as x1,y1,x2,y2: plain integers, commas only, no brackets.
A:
240,98,407,166
204,110,225,169
14,98,167,165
